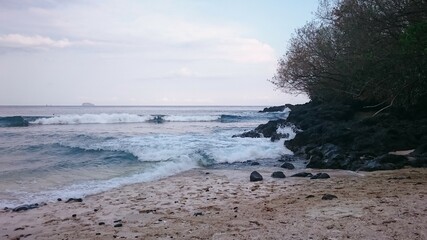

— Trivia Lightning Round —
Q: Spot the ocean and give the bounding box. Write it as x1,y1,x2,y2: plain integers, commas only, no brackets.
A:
0,106,294,208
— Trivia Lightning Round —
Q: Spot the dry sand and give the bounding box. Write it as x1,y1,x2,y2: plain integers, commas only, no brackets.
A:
1,166,426,240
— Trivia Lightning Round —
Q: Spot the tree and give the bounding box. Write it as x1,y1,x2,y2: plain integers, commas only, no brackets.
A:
272,0,427,109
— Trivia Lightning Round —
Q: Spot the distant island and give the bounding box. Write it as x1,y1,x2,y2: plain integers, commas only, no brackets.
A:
81,102,95,107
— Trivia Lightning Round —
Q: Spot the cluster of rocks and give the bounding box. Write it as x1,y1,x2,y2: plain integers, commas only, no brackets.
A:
232,119,292,142
284,101,427,171
240,101,427,171
4,197,84,213
249,170,330,182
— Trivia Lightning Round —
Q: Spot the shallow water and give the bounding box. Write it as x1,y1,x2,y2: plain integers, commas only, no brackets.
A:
0,106,294,207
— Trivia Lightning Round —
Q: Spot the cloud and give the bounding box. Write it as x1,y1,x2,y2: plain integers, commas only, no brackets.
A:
0,1,276,62
0,34,95,50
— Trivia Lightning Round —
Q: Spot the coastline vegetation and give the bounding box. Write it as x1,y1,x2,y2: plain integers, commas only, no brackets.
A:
272,0,427,115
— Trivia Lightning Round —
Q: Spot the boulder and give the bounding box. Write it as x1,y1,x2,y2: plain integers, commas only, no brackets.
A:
250,171,263,182
321,194,337,200
65,198,83,203
232,130,261,138
291,172,313,177
271,171,286,178
310,173,330,179
358,154,408,171
280,162,295,170
12,203,39,212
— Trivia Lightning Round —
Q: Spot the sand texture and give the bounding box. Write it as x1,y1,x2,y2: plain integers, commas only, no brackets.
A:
1,167,426,240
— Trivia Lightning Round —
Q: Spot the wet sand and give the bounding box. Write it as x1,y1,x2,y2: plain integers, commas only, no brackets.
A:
1,167,426,240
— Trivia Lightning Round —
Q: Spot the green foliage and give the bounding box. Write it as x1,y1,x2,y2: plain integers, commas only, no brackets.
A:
272,0,427,109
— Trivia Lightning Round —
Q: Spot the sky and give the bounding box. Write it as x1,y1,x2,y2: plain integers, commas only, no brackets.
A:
0,0,318,106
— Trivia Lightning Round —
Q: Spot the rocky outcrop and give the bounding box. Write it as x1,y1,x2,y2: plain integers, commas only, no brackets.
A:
259,105,290,113
232,119,290,142
284,101,427,171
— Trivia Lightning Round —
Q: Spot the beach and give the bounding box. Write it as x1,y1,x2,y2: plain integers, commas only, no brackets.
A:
2,166,426,240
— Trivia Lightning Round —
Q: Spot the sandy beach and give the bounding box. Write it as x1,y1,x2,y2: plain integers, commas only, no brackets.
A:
1,166,426,240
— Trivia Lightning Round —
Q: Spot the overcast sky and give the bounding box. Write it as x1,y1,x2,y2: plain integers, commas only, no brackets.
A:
0,0,318,106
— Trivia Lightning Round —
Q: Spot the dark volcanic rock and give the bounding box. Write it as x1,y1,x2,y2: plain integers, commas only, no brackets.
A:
310,173,330,179
259,105,288,113
250,171,263,182
233,119,287,139
358,154,408,171
322,194,337,200
280,162,295,170
12,203,39,212
271,171,286,178
291,172,313,177
232,130,261,138
278,155,294,162
250,161,260,166
65,198,83,203
283,101,427,171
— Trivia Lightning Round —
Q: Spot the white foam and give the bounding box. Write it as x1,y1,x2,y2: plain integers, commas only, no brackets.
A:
0,158,199,207
277,125,298,140
31,113,152,125
30,113,226,125
85,131,291,164
163,115,220,122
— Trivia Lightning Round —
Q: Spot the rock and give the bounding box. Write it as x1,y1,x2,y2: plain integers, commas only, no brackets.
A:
12,203,39,212
232,130,261,138
250,162,260,166
233,119,287,139
193,212,203,216
413,143,427,156
72,214,76,218
280,162,295,170
278,155,294,162
271,171,286,178
310,173,330,179
283,101,427,171
114,223,123,227
57,198,62,202
250,171,263,182
65,198,83,203
114,220,122,223
306,195,315,198
99,222,105,225
322,194,337,200
270,133,281,142
358,154,408,171
305,144,347,169
291,172,313,177
259,105,287,113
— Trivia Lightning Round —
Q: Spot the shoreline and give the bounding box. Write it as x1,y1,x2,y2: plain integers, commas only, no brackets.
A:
1,166,426,239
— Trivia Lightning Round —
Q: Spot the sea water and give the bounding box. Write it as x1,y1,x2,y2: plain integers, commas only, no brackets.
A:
0,106,294,207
